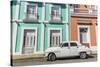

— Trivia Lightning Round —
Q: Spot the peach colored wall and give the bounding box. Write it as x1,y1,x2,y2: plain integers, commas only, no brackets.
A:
90,23,97,46
70,16,78,41
79,5,96,14
71,16,97,46
80,5,90,8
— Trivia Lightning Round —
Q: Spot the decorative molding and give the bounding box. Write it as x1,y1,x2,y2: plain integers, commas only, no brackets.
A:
20,27,38,55
78,25,91,47
48,28,62,48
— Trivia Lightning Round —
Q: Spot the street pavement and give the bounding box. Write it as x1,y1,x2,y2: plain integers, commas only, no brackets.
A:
12,55,97,66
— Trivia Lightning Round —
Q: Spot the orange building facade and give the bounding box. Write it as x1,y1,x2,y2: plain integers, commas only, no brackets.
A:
70,4,97,51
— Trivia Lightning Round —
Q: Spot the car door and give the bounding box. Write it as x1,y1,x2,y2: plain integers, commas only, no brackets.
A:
60,43,71,57
70,42,79,56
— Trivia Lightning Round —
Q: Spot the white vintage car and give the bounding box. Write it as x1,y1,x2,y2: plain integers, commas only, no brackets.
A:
45,41,92,61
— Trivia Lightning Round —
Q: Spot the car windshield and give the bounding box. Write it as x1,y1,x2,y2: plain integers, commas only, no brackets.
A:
60,43,69,47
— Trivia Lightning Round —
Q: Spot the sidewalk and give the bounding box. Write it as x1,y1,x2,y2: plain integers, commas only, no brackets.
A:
11,54,97,62
11,54,97,66
11,54,45,62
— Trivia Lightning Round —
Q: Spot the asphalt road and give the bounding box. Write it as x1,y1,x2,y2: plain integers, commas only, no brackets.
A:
12,55,97,66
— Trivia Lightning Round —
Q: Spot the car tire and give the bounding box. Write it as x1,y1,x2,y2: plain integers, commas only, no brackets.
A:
48,53,56,61
80,52,87,59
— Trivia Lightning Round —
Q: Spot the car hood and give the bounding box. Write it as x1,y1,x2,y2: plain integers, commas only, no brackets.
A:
45,47,61,52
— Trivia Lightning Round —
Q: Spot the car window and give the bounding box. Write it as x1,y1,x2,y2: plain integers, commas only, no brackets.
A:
62,43,68,47
70,42,77,47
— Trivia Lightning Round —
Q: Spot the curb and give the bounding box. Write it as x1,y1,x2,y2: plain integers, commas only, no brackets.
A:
11,54,45,61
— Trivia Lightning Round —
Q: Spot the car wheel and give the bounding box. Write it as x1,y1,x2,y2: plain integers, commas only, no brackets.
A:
80,52,87,59
48,53,56,61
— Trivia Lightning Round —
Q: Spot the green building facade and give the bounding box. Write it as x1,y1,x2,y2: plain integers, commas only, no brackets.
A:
11,0,70,55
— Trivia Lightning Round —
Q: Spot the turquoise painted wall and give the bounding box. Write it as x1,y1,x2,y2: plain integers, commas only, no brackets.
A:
11,1,70,53
19,1,25,19
11,1,19,54
19,1,43,21
38,2,43,21
44,3,69,50
61,4,66,21
44,24,67,50
15,22,42,52
11,1,17,20
45,3,68,22
45,3,50,21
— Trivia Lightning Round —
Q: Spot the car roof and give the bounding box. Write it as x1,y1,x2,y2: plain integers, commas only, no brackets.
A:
62,41,79,43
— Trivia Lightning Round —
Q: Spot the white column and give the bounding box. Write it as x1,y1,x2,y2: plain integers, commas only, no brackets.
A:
12,22,17,55
13,1,20,55
41,24,44,53
15,1,20,20
66,23,69,41
42,2,45,21
40,2,45,53
66,4,69,41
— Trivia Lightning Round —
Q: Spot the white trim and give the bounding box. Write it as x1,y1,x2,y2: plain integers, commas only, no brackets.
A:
13,52,21,55
51,5,61,20
66,23,69,41
40,23,44,52
63,21,67,23
78,25,91,47
24,2,28,13
24,2,38,19
42,3,45,21
16,19,23,22
11,19,23,22
49,4,52,21
65,5,69,41
12,23,17,55
15,4,19,20
48,28,62,48
20,27,37,55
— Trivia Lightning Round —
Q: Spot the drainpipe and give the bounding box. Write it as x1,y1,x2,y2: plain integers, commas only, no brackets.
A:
43,2,46,52
68,4,71,42
43,22,46,52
